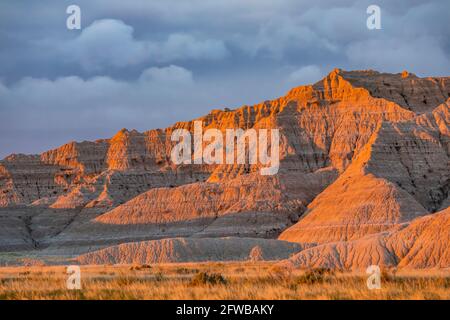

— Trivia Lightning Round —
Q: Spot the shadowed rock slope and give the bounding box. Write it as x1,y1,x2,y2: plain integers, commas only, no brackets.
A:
76,237,303,264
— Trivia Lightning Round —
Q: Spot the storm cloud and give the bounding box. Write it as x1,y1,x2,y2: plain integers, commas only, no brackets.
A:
0,0,449,157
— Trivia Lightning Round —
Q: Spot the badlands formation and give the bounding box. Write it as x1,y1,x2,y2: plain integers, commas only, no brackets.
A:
0,69,449,269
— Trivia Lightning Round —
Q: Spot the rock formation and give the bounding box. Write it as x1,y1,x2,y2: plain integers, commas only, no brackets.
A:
279,99,449,245
0,69,449,269
282,206,450,270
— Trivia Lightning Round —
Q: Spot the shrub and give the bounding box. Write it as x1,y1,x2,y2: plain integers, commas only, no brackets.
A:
296,268,334,285
129,264,152,271
381,267,397,282
154,271,165,282
175,267,199,274
189,272,227,286
269,264,293,282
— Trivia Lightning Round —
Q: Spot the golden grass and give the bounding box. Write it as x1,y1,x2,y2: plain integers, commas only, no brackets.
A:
0,262,448,300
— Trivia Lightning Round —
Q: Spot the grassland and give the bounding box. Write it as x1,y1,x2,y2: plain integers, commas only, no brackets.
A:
0,262,449,300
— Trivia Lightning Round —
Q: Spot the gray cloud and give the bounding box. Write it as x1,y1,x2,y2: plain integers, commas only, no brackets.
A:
64,19,149,70
0,65,198,127
60,19,228,71
233,18,338,60
0,0,449,158
346,36,450,76
0,65,200,155
286,65,324,85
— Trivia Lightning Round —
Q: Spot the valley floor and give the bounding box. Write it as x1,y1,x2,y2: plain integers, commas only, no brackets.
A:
0,262,448,300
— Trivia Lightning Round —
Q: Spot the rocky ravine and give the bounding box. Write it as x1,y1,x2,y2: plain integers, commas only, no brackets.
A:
0,69,449,269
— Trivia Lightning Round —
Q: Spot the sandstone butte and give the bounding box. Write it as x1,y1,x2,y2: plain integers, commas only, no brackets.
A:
0,69,449,269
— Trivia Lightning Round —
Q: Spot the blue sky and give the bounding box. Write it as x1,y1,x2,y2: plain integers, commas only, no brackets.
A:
0,0,449,158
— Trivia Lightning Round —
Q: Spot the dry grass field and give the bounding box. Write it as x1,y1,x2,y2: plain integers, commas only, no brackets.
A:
0,262,449,300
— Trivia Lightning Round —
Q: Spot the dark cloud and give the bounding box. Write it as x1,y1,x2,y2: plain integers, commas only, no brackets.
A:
0,0,449,158
59,19,228,71
0,66,199,154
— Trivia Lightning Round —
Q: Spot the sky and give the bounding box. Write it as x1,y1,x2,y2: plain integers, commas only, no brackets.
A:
0,0,449,158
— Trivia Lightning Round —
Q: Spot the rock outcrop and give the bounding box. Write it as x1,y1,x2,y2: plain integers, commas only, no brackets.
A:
0,69,449,268
3,69,448,210
279,99,449,245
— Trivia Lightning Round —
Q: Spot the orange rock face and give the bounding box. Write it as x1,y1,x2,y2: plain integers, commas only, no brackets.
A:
279,101,450,245
0,69,449,269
